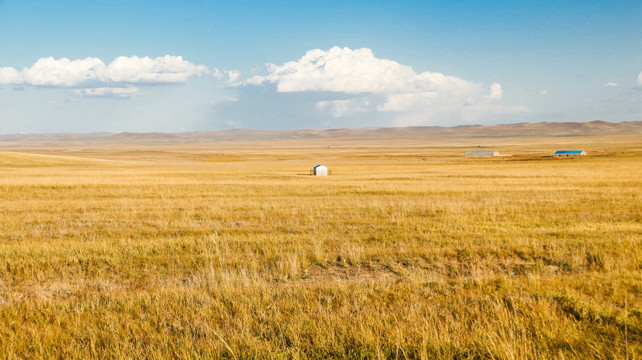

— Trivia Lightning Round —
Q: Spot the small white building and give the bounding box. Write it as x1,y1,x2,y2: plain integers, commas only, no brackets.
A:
465,151,500,157
313,164,328,176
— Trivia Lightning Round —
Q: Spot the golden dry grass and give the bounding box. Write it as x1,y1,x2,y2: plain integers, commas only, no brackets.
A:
0,134,640,359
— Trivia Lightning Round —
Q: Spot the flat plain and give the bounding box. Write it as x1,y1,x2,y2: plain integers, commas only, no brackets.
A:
0,124,640,359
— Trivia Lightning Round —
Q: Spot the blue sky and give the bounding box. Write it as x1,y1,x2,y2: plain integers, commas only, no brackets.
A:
1,0,641,133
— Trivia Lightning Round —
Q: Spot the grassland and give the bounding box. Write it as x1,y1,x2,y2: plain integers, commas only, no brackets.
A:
0,133,640,359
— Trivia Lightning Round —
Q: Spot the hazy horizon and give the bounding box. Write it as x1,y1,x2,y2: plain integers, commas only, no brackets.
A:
0,119,639,138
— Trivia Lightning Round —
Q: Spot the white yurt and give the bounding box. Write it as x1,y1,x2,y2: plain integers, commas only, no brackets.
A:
313,164,328,176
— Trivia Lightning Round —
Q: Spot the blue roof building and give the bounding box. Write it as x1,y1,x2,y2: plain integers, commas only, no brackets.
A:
554,150,586,156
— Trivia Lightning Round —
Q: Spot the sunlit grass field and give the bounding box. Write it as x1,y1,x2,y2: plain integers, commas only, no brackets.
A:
0,135,640,359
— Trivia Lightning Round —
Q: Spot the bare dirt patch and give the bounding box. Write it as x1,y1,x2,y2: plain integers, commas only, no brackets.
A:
299,263,399,285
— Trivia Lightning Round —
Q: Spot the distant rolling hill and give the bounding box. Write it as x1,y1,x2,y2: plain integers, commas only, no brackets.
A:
1,120,640,146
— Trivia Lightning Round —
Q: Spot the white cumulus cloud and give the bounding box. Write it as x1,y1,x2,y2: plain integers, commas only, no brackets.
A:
21,57,105,86
72,87,142,99
247,47,418,93
246,47,472,95
0,55,208,87
604,82,618,88
0,67,23,84
243,47,527,125
226,70,241,84
637,72,642,87
377,91,438,112
488,83,502,100
105,55,207,84
316,99,370,118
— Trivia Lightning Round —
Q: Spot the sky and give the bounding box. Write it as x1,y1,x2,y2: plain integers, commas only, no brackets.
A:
0,0,641,134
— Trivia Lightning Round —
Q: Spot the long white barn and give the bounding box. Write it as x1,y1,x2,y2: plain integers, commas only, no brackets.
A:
465,151,500,157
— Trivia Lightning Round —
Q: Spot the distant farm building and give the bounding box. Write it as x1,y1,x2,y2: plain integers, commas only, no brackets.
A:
312,164,328,176
554,150,586,157
465,151,500,157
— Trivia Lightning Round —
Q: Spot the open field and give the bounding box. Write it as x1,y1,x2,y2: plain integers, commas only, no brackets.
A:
0,129,641,359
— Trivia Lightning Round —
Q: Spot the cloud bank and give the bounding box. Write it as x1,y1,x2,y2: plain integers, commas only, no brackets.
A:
72,87,142,99
241,47,528,126
0,55,208,98
2,49,533,128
